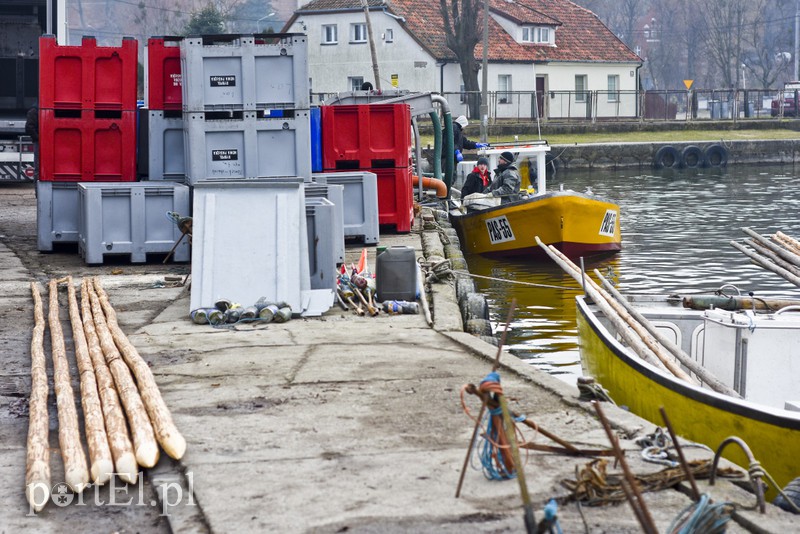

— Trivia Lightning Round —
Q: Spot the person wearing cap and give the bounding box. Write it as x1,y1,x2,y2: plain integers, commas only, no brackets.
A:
448,115,488,165
461,156,491,198
485,151,521,204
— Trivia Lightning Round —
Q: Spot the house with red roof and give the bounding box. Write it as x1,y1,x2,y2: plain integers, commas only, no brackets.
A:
283,0,642,119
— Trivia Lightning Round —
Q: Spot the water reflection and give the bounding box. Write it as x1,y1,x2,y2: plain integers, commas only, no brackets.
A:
464,164,800,384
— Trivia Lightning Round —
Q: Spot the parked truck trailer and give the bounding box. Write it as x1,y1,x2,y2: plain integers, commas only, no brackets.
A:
0,0,62,181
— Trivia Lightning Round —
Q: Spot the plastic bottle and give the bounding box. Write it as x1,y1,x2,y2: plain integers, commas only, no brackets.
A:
382,300,420,315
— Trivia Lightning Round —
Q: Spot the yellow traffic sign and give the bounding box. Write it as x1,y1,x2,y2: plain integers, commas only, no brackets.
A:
683,79,694,90
391,74,398,88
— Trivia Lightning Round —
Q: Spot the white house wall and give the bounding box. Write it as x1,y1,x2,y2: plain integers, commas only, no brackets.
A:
288,12,439,95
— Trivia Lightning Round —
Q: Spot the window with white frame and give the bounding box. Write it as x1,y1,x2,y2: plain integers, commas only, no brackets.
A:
322,24,338,44
498,75,512,104
521,26,551,44
607,75,619,102
384,28,393,42
350,23,367,43
348,76,364,91
575,75,588,103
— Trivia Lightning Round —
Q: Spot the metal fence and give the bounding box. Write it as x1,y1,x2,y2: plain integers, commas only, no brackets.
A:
311,89,791,122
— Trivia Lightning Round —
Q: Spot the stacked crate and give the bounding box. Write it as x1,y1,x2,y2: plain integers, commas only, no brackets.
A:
37,35,139,251
180,34,311,183
140,36,186,182
321,104,413,233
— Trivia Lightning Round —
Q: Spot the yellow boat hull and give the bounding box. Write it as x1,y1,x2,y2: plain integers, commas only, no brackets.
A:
450,191,621,259
576,296,800,496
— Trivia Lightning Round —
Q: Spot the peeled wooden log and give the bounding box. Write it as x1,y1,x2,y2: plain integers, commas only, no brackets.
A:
92,278,186,460
48,279,89,493
26,282,50,512
746,239,800,278
65,277,113,485
742,227,800,269
80,279,137,484
730,240,800,288
775,231,800,256
86,280,159,468
595,270,741,398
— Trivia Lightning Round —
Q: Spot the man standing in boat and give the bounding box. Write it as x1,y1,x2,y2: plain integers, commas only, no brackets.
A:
485,151,521,204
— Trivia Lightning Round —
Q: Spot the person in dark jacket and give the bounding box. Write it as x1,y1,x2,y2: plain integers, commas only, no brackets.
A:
460,156,491,198
451,115,488,164
25,103,39,181
485,151,521,204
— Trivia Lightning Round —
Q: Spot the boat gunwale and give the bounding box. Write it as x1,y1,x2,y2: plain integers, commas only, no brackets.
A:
450,189,618,222
576,294,800,431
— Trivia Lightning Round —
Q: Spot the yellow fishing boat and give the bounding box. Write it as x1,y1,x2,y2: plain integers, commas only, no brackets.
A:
450,144,621,259
576,293,800,497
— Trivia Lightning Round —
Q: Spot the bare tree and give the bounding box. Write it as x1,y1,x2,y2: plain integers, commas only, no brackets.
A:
439,0,483,118
698,0,747,88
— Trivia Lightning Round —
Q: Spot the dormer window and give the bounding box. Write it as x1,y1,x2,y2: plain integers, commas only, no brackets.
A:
521,26,552,44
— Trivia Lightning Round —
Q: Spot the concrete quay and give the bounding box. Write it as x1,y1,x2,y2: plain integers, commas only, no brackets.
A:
0,182,797,532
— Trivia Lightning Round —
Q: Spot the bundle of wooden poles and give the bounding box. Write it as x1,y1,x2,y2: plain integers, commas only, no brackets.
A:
730,228,800,288
26,276,185,512
534,237,741,399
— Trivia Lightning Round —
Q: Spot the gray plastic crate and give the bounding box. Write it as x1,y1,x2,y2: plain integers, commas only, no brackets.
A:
181,34,308,111
305,198,337,290
139,110,187,181
77,182,191,265
304,183,344,264
190,179,311,313
312,172,379,244
184,111,311,183
37,181,81,251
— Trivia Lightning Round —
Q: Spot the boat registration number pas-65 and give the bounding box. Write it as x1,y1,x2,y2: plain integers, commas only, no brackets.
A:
598,210,617,237
485,215,516,244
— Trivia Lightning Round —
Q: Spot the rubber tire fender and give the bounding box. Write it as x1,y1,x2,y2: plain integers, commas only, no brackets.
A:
681,145,705,168
653,145,680,169
773,476,800,514
704,144,728,167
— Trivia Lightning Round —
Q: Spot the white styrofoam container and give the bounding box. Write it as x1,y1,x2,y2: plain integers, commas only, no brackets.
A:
190,179,310,312
77,182,191,264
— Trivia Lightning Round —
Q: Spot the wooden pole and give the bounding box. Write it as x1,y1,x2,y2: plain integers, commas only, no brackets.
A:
86,280,159,468
26,282,50,512
499,392,536,533
80,279,138,484
360,0,381,90
742,227,800,268
746,238,800,277
731,240,800,287
66,277,114,484
455,299,516,498
92,278,186,460
775,231,800,256
48,279,90,493
594,270,740,398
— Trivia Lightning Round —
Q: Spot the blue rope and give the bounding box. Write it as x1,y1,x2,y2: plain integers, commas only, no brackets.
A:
475,371,526,481
668,494,732,534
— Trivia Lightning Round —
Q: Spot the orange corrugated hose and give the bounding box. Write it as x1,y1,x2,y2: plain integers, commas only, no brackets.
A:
412,175,447,198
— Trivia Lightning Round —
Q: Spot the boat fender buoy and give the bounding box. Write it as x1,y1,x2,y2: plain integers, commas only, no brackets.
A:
704,144,728,167
653,145,680,169
680,145,705,168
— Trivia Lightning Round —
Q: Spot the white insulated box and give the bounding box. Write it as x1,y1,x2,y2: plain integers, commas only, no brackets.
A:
312,172,380,244
180,34,309,111
37,181,81,251
77,182,191,264
184,111,311,183
190,179,311,313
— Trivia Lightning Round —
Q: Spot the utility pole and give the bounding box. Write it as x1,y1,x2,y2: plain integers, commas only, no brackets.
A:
361,0,381,90
795,0,799,81
480,0,489,142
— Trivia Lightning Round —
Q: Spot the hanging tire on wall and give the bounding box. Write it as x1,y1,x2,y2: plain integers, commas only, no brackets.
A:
653,145,680,169
680,145,705,168
773,477,800,514
704,144,729,167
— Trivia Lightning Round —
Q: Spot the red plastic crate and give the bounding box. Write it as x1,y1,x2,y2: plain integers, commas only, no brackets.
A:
39,35,138,110
39,110,137,182
373,167,413,233
147,37,183,110
321,104,411,170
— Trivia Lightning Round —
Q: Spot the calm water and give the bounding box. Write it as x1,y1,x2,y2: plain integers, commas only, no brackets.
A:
465,163,800,383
